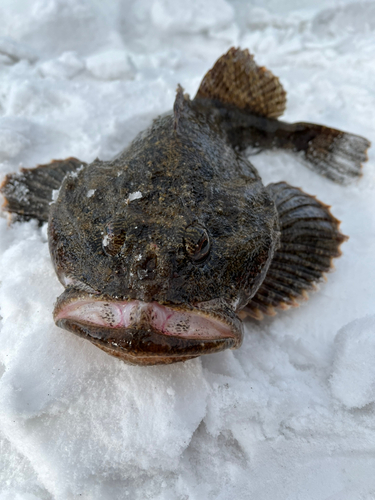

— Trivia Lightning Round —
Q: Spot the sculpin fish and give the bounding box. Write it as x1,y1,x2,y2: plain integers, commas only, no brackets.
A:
1,48,370,365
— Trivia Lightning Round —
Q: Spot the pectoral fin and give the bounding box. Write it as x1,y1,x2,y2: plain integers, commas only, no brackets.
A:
0,157,86,223
242,182,347,320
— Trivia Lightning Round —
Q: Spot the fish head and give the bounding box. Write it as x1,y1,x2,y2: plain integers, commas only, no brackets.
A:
49,151,278,365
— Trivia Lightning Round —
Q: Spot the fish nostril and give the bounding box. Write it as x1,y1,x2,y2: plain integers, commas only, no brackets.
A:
138,254,157,271
145,256,157,272
136,253,158,279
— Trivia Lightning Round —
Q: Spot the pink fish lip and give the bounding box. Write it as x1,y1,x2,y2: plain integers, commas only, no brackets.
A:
53,290,243,365
54,298,239,341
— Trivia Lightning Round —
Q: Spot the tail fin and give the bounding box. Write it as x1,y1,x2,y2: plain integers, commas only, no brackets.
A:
193,47,370,184
286,122,370,184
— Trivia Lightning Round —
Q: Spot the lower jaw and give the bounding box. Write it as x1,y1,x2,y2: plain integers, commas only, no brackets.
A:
57,319,238,366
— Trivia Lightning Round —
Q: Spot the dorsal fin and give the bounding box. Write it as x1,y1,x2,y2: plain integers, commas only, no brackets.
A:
195,47,287,118
173,84,191,135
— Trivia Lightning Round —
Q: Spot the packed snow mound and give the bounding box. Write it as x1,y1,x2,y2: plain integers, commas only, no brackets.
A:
0,0,375,499
331,315,375,408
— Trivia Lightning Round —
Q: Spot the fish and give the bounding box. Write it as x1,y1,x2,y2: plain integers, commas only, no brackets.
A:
1,48,371,365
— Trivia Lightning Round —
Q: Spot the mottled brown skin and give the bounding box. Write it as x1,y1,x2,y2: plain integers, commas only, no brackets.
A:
50,102,278,303
49,97,279,364
0,48,370,365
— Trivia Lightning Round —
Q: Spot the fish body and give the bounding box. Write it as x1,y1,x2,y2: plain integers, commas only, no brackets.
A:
1,48,370,365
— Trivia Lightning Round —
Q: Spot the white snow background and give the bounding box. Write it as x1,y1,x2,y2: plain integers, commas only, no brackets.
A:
0,0,375,499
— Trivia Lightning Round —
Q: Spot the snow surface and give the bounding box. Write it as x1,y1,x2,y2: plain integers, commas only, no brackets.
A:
0,0,375,499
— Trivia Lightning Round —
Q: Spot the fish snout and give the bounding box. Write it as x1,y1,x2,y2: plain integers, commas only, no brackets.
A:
127,250,172,301
131,248,172,283
53,293,242,366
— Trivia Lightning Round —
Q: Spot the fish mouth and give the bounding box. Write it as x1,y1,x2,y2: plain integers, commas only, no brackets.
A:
53,289,243,365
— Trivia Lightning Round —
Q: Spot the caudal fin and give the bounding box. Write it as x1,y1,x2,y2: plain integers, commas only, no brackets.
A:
290,123,371,184
194,47,370,184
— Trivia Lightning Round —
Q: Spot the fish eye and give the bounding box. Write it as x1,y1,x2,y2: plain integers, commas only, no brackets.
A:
184,223,210,262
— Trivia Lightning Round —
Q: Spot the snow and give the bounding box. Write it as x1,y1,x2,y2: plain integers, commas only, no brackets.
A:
0,0,374,499
51,188,60,203
86,50,135,81
330,316,375,409
102,234,109,247
127,190,142,202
